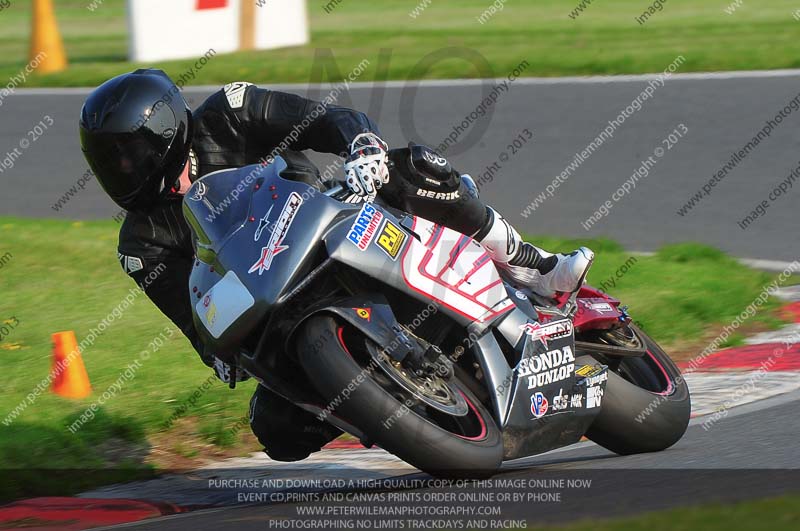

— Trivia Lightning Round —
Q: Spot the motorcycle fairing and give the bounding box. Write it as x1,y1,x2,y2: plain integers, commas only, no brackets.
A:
184,161,358,351
288,294,418,364
554,286,626,331
326,208,515,327
501,322,607,460
401,217,516,324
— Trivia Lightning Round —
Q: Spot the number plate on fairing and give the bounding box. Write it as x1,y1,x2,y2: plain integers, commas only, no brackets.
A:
196,271,255,339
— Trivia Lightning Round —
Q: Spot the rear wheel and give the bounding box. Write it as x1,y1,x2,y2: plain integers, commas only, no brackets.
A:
297,315,503,477
581,324,691,454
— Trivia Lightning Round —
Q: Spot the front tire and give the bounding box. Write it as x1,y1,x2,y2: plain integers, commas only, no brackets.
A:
582,325,691,454
297,315,503,477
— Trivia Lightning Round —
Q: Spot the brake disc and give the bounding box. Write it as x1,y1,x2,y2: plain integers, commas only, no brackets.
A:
365,341,468,416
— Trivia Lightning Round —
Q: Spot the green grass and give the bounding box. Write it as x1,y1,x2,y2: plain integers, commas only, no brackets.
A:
532,493,800,531
2,1,800,87
0,218,257,499
0,217,790,499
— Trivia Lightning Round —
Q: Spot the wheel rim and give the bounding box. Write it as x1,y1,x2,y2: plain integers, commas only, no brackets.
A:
364,340,468,416
592,326,675,395
599,326,644,350
336,326,488,441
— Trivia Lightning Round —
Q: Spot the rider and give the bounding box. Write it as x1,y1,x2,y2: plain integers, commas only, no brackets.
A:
79,69,593,461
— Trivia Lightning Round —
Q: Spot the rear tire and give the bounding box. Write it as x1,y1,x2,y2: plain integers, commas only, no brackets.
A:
297,315,503,477
583,325,691,454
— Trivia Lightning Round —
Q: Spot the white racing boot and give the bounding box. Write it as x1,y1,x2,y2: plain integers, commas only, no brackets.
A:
476,208,594,297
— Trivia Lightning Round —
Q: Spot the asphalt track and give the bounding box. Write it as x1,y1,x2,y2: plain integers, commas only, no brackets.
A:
99,390,800,529
1,70,798,260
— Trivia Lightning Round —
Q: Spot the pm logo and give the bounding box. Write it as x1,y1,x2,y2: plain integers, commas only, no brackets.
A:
530,392,549,419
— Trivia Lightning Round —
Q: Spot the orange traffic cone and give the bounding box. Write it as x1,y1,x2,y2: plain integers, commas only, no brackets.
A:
50,331,91,399
29,0,68,74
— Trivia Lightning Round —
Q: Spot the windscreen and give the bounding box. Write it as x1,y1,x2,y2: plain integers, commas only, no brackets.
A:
182,160,287,251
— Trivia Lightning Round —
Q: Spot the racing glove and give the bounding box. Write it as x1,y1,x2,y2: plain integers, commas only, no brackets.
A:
343,132,390,198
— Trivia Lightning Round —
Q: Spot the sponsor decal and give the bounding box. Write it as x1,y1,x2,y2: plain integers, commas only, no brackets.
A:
589,302,614,313
416,188,460,200
519,345,576,390
530,392,549,419
347,203,383,251
117,253,144,275
205,301,218,327
587,385,604,408
248,192,303,276
553,388,586,411
519,319,573,349
399,217,515,324
354,307,372,321
423,151,448,167
190,181,207,202
253,205,274,241
343,193,368,204
552,389,569,411
570,393,583,408
515,290,528,300
203,295,211,308
576,364,604,378
424,177,442,187
188,149,199,180
376,220,407,260
583,371,609,388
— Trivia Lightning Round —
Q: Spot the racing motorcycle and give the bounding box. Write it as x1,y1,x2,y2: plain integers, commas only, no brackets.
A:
183,157,691,476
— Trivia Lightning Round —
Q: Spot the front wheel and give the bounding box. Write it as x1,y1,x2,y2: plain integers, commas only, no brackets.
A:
581,324,691,454
297,315,503,477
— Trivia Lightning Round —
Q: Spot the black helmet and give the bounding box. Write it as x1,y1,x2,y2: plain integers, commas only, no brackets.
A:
79,69,193,212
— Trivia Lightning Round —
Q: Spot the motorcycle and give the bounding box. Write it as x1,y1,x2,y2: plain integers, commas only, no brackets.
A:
183,156,691,476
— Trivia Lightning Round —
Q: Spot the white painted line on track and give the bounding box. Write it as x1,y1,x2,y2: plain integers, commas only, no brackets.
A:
699,386,800,422
13,68,800,97
744,324,800,345
685,371,800,417
739,258,800,273
632,251,798,273
775,285,800,301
